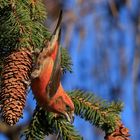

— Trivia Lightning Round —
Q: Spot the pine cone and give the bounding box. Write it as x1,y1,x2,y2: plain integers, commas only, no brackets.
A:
104,121,130,140
0,48,32,126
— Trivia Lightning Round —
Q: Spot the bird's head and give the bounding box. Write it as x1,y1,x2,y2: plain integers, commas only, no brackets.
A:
48,84,75,123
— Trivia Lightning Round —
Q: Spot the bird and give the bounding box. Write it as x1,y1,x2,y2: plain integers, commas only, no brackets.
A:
31,10,74,123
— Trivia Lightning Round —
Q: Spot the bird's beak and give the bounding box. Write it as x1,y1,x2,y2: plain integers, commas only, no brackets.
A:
63,111,74,124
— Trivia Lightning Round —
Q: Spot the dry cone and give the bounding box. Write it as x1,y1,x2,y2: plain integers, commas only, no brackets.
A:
0,48,32,126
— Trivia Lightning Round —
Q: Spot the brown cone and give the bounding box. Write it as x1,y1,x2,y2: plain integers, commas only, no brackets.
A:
104,121,130,140
0,48,32,126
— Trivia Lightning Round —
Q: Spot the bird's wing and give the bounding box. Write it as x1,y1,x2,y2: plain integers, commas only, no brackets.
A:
46,10,62,98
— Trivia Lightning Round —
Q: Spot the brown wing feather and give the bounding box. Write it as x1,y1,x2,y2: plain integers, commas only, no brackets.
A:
46,10,62,98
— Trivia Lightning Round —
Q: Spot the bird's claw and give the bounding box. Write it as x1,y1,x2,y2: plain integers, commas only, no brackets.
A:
64,111,74,124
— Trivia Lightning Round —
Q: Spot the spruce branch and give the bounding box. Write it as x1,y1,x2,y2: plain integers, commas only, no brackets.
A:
9,0,49,49
0,6,19,58
0,0,9,8
69,90,123,134
24,0,47,21
23,107,46,140
24,106,82,140
0,0,49,58
61,47,73,73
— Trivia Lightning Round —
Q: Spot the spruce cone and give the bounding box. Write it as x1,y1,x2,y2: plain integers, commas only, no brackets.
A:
105,121,130,140
0,48,32,126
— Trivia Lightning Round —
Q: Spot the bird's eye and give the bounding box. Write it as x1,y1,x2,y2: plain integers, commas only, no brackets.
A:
66,105,71,111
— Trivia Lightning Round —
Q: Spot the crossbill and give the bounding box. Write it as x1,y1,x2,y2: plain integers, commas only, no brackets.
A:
31,11,74,122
